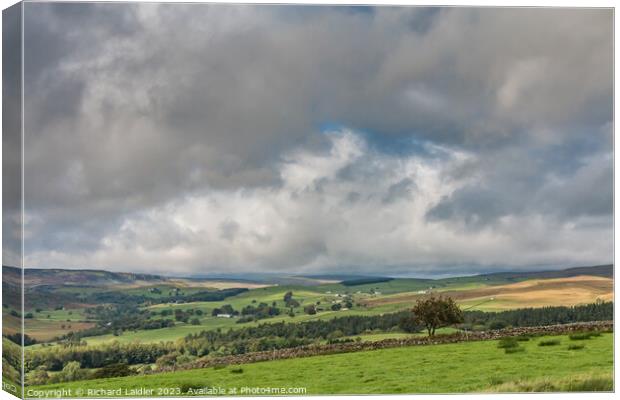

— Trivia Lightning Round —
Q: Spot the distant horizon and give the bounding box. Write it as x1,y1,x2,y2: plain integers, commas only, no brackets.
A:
9,262,614,281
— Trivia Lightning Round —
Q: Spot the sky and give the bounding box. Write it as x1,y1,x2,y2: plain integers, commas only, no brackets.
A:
9,3,613,277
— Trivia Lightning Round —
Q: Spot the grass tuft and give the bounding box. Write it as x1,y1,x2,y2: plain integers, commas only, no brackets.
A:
570,333,592,340
570,331,602,340
489,373,612,392
538,339,561,347
567,344,585,351
230,368,244,374
504,347,525,354
180,382,204,394
565,375,612,391
488,377,504,386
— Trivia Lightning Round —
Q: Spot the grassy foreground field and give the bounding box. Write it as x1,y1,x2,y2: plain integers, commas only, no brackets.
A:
28,332,613,396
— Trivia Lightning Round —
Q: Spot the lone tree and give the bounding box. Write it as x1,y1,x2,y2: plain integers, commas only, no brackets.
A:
304,304,317,315
412,295,464,337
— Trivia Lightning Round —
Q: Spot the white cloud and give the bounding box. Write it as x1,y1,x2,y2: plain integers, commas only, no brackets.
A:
24,129,611,276
497,58,548,112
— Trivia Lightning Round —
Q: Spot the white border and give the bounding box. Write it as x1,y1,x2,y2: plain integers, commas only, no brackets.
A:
0,1,616,400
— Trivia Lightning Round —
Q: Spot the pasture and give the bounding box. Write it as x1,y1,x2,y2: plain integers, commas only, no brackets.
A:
29,332,613,395
9,265,614,396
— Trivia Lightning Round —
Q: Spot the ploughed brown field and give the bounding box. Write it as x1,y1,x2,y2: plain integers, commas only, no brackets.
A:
3,314,97,341
363,275,613,309
24,320,97,342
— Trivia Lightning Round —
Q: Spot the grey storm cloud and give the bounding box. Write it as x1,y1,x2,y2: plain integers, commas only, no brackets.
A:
18,3,612,276
3,3,23,267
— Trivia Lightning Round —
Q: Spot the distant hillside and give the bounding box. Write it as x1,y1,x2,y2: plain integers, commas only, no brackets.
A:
301,265,613,284
3,263,612,289
195,273,339,286
479,264,613,281
341,277,394,286
3,266,168,288
301,274,389,281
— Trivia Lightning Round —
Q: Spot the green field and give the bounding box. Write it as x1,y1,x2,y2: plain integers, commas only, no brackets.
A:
27,271,613,346
28,332,613,396
77,286,407,345
81,307,391,346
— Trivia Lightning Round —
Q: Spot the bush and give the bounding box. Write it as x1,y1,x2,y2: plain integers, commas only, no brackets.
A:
488,320,508,330
304,305,317,315
26,368,50,385
176,353,196,365
135,364,153,374
92,363,135,379
7,333,37,346
569,333,592,340
2,359,20,384
515,335,531,342
327,330,344,340
567,344,585,350
505,347,525,354
230,368,244,374
327,338,355,344
538,339,561,347
180,382,204,394
569,331,601,340
155,351,181,368
499,337,525,354
54,361,88,383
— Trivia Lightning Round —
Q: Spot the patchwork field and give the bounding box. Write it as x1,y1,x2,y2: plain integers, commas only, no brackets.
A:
363,275,613,312
16,269,614,345
28,332,613,396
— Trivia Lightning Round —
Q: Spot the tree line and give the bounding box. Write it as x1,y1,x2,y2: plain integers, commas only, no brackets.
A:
463,301,612,329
